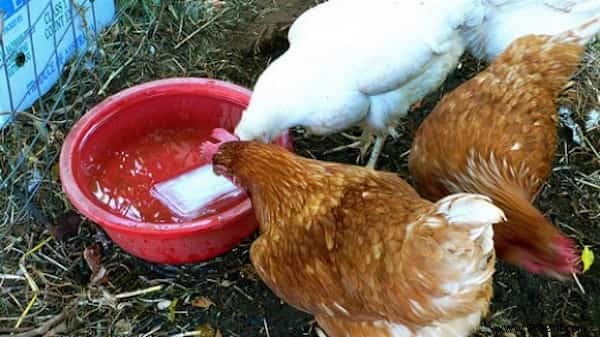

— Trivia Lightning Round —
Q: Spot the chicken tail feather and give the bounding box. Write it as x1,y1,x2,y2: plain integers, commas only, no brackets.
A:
399,194,500,315
433,193,505,256
435,193,506,228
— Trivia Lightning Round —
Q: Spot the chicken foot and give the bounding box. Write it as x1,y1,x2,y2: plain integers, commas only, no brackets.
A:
366,134,386,169
323,131,373,163
324,129,390,169
366,127,398,169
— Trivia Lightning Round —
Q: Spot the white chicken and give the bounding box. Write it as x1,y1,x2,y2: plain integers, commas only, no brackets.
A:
464,0,600,61
234,0,485,168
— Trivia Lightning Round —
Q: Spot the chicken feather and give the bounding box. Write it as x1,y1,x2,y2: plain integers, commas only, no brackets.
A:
234,0,483,168
465,0,600,61
409,19,598,279
210,140,505,337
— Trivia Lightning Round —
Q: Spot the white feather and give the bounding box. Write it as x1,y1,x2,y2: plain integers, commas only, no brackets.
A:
464,0,600,61
234,0,481,141
379,312,483,337
435,193,506,228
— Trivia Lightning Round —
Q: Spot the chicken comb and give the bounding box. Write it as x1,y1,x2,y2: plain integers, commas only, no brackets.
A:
200,128,239,162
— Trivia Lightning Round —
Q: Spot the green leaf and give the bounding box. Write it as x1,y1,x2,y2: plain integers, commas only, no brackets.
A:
582,246,594,273
168,298,178,322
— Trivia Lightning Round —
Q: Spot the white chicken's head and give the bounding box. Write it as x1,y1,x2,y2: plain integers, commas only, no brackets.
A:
235,109,288,143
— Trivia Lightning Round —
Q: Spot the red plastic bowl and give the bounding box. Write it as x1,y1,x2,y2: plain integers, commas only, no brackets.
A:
59,78,293,264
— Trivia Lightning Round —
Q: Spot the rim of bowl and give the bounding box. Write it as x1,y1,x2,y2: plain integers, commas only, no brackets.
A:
59,77,287,236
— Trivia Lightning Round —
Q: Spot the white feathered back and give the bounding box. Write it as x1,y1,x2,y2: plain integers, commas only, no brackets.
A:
235,0,484,142
465,0,600,61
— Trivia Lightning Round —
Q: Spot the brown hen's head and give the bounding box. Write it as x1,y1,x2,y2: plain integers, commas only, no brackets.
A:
211,141,246,187
499,235,581,280
200,128,239,163
493,199,581,279
211,139,302,191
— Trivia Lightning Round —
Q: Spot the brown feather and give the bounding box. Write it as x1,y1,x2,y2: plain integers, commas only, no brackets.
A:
409,34,584,278
212,141,498,336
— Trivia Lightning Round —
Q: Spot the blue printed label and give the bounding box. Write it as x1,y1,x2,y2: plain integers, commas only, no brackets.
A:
0,0,27,18
0,0,115,128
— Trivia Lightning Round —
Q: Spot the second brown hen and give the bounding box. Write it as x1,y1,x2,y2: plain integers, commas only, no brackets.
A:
409,18,599,279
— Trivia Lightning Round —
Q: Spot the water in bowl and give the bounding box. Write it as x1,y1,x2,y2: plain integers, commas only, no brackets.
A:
88,128,243,223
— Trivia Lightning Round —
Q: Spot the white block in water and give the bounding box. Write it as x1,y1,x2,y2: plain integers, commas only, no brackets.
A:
151,164,240,220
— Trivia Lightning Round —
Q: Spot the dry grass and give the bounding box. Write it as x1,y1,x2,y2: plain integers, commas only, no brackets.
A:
1,1,599,336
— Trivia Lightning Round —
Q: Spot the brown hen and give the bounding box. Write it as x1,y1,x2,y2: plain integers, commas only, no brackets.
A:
408,18,599,279
204,138,505,337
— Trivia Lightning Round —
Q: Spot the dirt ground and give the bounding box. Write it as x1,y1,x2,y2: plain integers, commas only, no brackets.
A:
0,1,598,336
